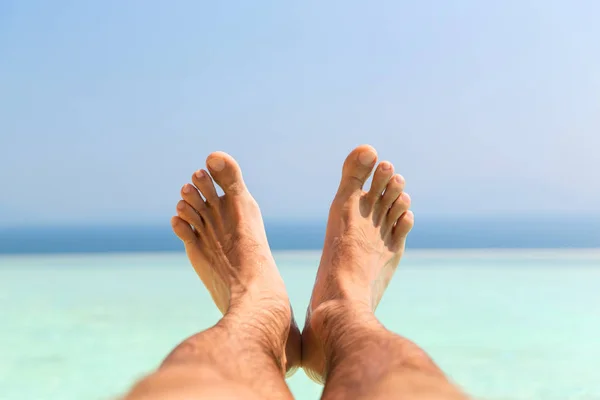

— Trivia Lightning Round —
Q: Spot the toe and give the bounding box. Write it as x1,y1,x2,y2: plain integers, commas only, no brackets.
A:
176,200,205,234
379,174,405,210
206,151,247,196
366,161,394,202
180,183,207,214
192,169,219,205
392,210,414,243
171,216,198,245
338,145,378,196
386,192,411,232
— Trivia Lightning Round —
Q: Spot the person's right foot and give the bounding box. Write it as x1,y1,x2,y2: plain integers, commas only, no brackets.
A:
302,145,414,384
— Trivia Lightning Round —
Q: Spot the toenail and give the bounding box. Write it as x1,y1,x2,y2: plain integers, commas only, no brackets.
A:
358,151,376,166
195,170,205,179
381,162,391,171
208,158,225,172
182,184,192,193
177,202,185,211
395,175,404,184
401,192,411,204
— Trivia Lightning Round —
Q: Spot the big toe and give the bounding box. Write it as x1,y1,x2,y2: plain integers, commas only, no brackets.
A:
206,151,247,196
338,145,378,195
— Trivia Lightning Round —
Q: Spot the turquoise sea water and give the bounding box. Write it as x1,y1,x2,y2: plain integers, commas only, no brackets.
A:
2,250,600,400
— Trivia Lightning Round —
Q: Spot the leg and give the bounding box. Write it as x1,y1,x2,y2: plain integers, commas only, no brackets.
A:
124,152,301,400
302,145,468,399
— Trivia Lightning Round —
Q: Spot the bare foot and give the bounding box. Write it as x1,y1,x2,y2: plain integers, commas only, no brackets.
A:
302,145,414,383
171,152,301,376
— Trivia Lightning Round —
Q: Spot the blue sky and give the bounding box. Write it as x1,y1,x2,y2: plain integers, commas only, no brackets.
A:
1,1,599,226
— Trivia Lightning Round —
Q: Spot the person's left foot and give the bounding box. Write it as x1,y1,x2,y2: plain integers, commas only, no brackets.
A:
171,151,301,376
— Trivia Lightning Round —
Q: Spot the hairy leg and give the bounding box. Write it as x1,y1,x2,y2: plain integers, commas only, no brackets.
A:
303,145,468,399
125,309,293,400
124,151,300,399
313,303,466,400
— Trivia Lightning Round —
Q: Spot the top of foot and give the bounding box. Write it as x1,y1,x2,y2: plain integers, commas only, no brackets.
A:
170,151,301,375
313,144,414,311
302,144,414,383
171,151,284,313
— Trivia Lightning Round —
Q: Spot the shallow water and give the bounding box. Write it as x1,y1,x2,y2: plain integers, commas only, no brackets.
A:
1,250,599,399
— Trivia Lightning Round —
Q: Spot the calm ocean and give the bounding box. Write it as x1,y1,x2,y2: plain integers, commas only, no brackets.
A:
1,216,599,254
1,218,599,399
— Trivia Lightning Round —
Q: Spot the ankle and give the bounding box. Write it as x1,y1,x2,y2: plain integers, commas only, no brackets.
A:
308,300,380,369
309,299,375,332
309,270,376,313
222,302,291,372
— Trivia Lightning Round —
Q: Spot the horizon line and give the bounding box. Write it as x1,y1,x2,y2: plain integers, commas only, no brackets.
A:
1,247,600,258
2,213,600,230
